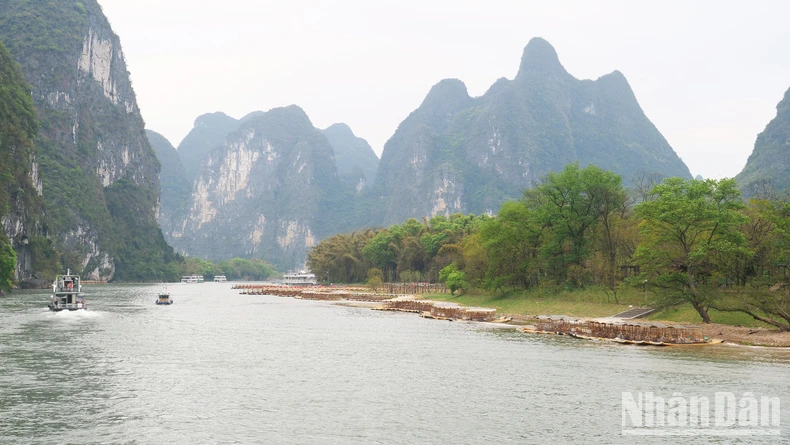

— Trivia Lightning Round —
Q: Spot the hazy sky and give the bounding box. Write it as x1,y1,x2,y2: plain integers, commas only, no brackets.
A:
99,0,790,179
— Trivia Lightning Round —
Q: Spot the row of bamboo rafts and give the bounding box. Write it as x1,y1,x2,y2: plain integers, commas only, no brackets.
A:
521,319,722,346
235,285,394,302
382,299,497,322
233,284,368,292
234,285,499,322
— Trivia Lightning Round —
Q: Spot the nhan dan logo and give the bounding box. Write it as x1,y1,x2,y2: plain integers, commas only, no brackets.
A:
622,391,781,436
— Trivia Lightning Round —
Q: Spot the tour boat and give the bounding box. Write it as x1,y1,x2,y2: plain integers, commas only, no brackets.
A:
282,270,318,286
155,290,173,305
213,275,227,283
181,275,204,283
48,270,86,311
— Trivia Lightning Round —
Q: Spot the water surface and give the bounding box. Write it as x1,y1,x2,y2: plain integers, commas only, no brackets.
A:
1,283,788,444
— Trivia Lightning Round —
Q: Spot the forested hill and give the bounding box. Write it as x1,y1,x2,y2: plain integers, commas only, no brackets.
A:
736,87,790,195
146,130,190,237
166,105,355,268
373,37,692,226
0,0,180,282
322,123,379,189
0,41,55,287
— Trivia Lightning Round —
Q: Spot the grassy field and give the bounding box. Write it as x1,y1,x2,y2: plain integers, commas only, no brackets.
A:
422,286,768,328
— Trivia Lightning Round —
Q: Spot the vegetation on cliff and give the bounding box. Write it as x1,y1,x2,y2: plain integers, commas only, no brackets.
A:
0,0,181,282
0,40,58,287
736,87,790,196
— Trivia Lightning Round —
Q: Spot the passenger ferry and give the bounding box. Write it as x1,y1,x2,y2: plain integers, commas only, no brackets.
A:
214,275,227,283
48,270,86,311
156,289,173,305
181,275,204,283
283,270,318,286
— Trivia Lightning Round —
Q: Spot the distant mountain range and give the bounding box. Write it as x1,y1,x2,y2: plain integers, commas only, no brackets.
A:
151,37,693,268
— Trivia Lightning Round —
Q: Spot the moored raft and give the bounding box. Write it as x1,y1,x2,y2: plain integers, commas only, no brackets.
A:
522,316,719,346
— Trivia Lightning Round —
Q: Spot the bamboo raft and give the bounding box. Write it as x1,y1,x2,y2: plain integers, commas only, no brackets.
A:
522,316,721,346
382,298,497,322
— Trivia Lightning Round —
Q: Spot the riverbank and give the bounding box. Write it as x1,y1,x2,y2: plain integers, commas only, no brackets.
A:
419,292,790,347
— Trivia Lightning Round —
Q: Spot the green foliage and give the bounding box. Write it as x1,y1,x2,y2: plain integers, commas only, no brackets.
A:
0,39,40,219
736,88,790,195
0,237,15,290
308,161,790,326
309,213,487,284
29,236,59,277
214,257,277,281
0,0,87,57
0,40,58,279
526,163,626,280
104,179,182,282
634,177,748,323
438,263,468,296
365,268,384,291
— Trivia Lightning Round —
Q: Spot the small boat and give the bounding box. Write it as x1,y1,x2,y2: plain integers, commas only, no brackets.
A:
155,290,173,305
48,270,86,311
213,275,227,283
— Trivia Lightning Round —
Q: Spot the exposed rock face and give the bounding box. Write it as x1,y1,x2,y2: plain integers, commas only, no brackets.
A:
169,106,351,268
736,87,790,194
177,112,240,183
322,123,379,189
374,37,692,225
0,0,173,281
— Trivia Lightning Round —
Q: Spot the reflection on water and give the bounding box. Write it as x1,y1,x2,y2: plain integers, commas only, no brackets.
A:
1,284,788,444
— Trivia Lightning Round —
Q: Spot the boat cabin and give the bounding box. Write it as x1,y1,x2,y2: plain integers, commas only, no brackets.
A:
50,271,86,311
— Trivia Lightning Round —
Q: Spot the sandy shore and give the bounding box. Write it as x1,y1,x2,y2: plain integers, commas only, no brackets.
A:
699,324,790,347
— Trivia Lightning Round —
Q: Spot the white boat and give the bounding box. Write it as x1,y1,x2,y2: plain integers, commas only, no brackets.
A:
283,270,318,286
156,289,173,305
181,275,204,283
48,270,86,311
213,275,227,283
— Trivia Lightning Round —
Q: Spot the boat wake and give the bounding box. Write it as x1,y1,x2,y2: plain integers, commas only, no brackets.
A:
46,309,102,320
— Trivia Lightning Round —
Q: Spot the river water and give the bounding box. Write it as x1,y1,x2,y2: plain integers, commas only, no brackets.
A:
1,283,788,444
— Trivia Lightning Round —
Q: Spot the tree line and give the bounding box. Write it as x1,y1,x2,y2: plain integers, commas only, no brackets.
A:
307,163,790,330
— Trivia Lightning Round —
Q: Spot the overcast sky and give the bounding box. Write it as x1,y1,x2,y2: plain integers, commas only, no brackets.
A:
99,0,790,179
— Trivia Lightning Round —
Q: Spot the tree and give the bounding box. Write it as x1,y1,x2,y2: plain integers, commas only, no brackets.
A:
634,178,748,323
366,268,383,291
439,263,468,296
526,163,626,284
477,201,543,290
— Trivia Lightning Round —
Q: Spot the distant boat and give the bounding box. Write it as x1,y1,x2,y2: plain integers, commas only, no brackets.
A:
181,275,204,283
214,275,227,283
283,270,317,286
156,289,173,305
48,270,86,311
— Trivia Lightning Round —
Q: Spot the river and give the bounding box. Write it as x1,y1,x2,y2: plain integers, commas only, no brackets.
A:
1,283,788,444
